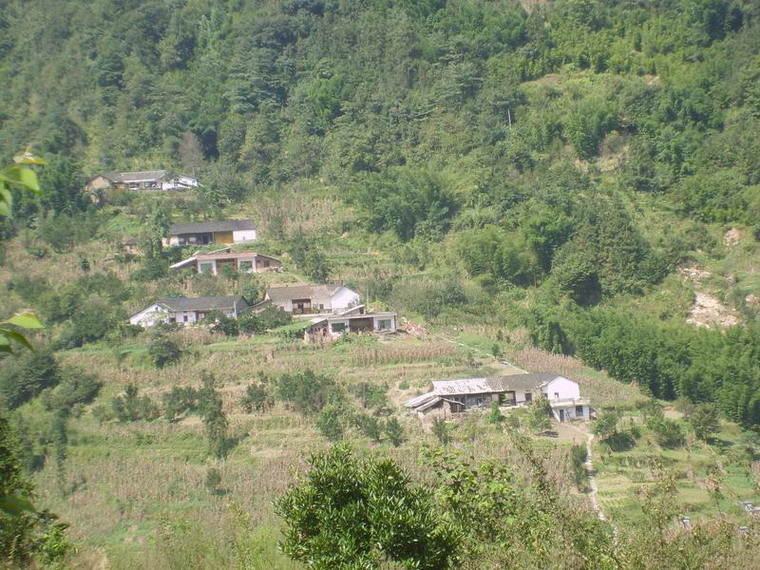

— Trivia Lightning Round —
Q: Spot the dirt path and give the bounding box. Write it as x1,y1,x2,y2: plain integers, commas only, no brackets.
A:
567,425,607,522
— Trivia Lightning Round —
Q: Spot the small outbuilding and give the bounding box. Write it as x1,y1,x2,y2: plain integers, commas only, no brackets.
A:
406,372,590,422
164,220,257,247
129,295,250,327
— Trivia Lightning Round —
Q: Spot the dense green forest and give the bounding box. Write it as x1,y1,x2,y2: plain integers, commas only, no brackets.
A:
3,0,760,566
3,0,759,419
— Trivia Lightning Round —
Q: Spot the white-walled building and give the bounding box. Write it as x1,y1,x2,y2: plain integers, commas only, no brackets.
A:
164,220,257,247
406,373,591,421
170,249,282,274
261,284,361,315
129,295,250,328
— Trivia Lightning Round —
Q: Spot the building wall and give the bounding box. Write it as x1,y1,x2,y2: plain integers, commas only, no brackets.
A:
212,231,235,244
130,305,167,327
542,377,581,401
551,404,589,422
330,288,361,312
233,229,257,242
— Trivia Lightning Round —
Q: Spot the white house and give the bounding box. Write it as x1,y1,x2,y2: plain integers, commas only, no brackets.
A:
164,220,257,247
86,170,199,192
260,284,361,316
129,295,250,328
406,373,591,421
170,248,282,274
304,310,397,338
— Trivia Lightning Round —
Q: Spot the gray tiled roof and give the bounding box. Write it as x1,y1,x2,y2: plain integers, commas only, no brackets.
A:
157,295,249,312
103,170,169,182
429,373,565,396
169,219,254,235
266,284,344,303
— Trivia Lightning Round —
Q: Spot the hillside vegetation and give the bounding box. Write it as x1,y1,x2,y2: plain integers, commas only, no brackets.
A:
3,0,760,567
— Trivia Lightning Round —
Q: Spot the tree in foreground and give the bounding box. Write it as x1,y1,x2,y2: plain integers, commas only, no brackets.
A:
276,445,460,569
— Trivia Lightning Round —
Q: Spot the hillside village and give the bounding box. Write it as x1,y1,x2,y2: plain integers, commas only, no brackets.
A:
4,0,760,568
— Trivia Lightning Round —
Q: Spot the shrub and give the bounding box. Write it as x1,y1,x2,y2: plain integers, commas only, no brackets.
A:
163,387,200,422
384,417,405,447
276,445,459,569
0,349,61,410
354,412,382,442
112,384,160,422
432,417,452,445
648,418,685,449
147,334,182,369
316,405,346,441
276,369,341,415
241,383,272,413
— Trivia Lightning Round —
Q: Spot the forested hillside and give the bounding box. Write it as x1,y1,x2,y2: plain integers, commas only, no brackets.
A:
3,0,760,419
3,0,760,567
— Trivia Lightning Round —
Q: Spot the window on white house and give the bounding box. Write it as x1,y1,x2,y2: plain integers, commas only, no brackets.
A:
239,260,253,272
525,392,532,402
183,315,188,323
377,319,392,330
199,262,214,274
331,322,347,333
575,405,584,415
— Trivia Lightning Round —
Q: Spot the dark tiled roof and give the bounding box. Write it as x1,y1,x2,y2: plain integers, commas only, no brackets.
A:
266,284,344,303
157,295,249,312
486,373,562,392
169,219,254,235
429,373,565,396
103,170,169,182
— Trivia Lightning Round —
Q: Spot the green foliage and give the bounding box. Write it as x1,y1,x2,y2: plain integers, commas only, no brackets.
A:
0,348,61,409
276,445,460,569
241,382,272,413
384,417,405,447
687,404,721,441
350,382,388,411
276,369,341,415
648,417,685,449
351,168,456,242
1,414,72,566
487,401,504,424
112,384,160,422
353,412,382,442
198,371,230,459
238,306,292,334
147,333,182,369
162,387,200,422
432,417,452,445
592,410,621,441
315,404,346,442
525,396,552,433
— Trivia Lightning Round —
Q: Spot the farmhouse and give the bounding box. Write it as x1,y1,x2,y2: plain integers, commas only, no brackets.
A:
406,372,590,422
164,220,257,247
258,284,361,315
303,309,398,338
129,295,250,328
170,248,282,274
86,170,199,192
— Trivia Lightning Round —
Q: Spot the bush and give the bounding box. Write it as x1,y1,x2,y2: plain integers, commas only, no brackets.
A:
432,417,452,445
40,368,101,414
648,418,685,449
354,412,382,442
241,383,272,413
112,384,160,422
147,334,182,369
0,349,61,410
163,387,200,421
276,369,341,415
316,405,346,441
276,445,459,569
384,417,405,447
